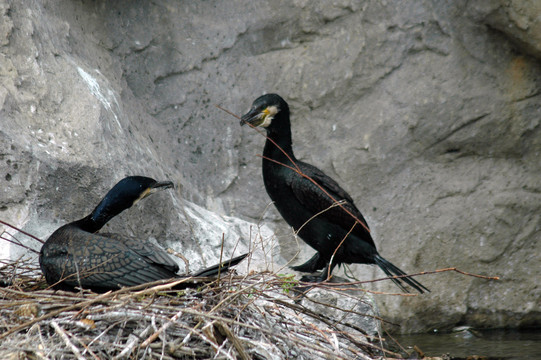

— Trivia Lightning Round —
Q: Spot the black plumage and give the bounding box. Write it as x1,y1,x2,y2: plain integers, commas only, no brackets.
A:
241,94,428,293
39,176,246,292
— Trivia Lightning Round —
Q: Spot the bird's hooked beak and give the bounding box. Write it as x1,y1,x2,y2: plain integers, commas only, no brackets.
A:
134,180,174,205
240,105,278,128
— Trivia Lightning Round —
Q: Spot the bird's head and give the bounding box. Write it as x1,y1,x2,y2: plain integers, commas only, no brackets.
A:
89,176,174,228
240,93,289,132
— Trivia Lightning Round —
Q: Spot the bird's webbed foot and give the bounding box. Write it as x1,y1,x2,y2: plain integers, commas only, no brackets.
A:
290,252,327,273
300,269,332,283
291,262,336,301
299,274,326,283
298,260,337,283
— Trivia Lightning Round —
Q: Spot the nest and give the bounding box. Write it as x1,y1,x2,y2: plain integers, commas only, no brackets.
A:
0,257,395,360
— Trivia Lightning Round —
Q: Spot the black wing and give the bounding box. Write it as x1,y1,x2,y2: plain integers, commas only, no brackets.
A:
41,228,179,290
103,232,179,273
288,160,375,247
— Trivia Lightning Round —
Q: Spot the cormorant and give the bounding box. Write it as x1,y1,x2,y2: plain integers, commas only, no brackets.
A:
240,94,428,293
39,176,247,292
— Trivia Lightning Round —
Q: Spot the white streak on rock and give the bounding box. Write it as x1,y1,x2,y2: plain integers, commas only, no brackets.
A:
76,66,123,133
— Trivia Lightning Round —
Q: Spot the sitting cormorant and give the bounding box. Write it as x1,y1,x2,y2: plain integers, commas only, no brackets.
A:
240,94,428,293
39,176,247,292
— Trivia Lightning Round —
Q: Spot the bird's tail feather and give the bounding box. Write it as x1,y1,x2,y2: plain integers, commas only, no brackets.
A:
374,255,429,294
192,253,248,277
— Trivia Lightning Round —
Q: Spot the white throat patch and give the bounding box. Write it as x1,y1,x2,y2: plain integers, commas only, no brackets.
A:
261,105,278,128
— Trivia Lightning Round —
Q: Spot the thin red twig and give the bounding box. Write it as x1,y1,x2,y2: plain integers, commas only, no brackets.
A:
327,222,358,280
0,235,40,254
216,104,370,234
310,267,500,289
216,104,302,173
0,219,45,244
259,154,370,233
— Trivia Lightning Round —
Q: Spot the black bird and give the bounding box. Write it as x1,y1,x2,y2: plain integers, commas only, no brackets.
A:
39,176,247,292
240,94,428,293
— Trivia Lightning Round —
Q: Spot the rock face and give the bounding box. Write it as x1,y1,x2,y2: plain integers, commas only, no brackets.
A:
1,0,539,333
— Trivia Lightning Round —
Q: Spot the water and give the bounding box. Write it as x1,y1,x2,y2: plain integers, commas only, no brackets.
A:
393,328,541,359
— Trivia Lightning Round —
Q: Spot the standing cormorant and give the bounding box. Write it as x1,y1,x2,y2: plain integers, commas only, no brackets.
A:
240,94,428,293
39,176,246,292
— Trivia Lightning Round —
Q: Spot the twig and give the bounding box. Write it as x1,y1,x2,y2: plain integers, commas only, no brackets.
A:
114,325,152,359
166,248,190,273
215,321,250,360
51,320,85,360
140,309,183,348
320,267,500,288
328,221,357,280
259,153,370,233
0,234,40,254
431,267,500,280
218,233,225,281
0,219,45,244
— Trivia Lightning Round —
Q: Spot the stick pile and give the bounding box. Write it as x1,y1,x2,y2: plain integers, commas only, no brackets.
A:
0,257,386,359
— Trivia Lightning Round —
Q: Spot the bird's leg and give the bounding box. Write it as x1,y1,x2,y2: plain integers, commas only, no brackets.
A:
290,252,327,273
299,259,339,283
318,259,338,282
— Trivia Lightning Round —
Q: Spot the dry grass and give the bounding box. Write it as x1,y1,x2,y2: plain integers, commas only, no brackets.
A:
0,257,391,360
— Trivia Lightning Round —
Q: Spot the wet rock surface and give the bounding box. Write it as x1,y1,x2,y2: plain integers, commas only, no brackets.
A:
1,0,540,333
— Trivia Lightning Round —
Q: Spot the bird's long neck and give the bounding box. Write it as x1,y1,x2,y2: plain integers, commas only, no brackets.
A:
72,192,130,233
263,125,295,167
72,215,103,233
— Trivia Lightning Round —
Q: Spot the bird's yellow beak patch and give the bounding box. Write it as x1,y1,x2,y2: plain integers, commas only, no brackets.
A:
260,105,278,127
132,180,173,206
133,187,154,206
